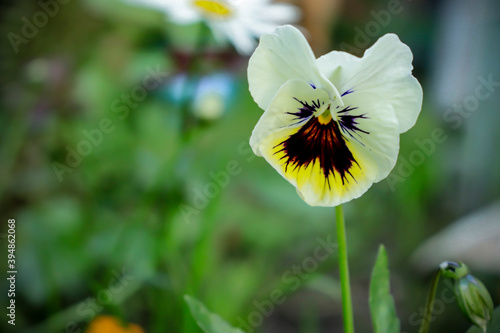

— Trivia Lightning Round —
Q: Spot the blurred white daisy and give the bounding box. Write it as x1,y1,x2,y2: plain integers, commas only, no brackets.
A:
127,0,301,55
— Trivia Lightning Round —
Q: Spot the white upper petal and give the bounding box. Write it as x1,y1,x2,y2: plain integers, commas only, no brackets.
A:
316,33,423,133
248,25,341,111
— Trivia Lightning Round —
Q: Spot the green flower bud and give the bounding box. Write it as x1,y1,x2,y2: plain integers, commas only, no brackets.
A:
439,261,469,279
455,274,494,332
439,261,494,332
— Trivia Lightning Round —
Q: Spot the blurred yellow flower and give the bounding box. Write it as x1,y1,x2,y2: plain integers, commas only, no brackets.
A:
248,25,423,206
85,316,144,333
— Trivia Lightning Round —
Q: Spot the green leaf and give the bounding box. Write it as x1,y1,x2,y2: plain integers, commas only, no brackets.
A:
466,306,500,333
369,245,401,333
184,295,246,333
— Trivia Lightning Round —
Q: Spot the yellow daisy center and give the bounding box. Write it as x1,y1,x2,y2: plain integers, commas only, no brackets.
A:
193,0,233,17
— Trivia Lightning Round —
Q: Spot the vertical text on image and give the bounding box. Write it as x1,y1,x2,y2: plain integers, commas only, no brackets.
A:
6,218,17,326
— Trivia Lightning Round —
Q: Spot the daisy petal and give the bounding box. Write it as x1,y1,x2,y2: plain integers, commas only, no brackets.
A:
217,21,257,55
258,3,301,25
248,25,340,111
317,33,422,133
127,0,201,23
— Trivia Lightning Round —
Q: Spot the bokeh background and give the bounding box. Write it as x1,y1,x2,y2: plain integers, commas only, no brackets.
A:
1,0,499,332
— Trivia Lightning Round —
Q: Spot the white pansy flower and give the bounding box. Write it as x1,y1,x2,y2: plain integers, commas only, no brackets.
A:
248,25,423,207
127,0,300,55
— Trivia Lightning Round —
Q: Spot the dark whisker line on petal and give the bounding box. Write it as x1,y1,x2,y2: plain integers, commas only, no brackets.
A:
337,105,370,142
339,113,370,136
337,106,358,114
288,119,309,127
285,97,324,127
341,88,354,97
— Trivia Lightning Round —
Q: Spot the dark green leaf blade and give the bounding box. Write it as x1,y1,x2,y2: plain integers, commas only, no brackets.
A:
369,245,401,333
185,295,246,333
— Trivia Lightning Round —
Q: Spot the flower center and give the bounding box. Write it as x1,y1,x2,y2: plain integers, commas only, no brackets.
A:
317,101,341,124
274,115,358,184
193,0,233,17
317,109,332,124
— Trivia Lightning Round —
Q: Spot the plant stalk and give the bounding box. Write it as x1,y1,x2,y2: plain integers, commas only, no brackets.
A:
418,268,441,333
336,205,355,333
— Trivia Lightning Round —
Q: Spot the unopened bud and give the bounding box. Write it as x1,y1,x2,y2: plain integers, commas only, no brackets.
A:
439,261,494,332
439,261,469,279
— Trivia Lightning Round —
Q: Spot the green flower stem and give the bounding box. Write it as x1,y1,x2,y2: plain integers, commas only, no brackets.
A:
336,205,355,333
418,268,442,333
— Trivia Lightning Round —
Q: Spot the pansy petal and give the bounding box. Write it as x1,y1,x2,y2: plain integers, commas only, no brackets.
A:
337,91,400,182
317,33,422,133
251,80,400,207
248,25,340,110
315,50,359,93
259,117,377,207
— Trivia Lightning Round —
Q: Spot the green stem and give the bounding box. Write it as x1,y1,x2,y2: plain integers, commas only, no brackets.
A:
336,205,355,333
418,268,441,333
